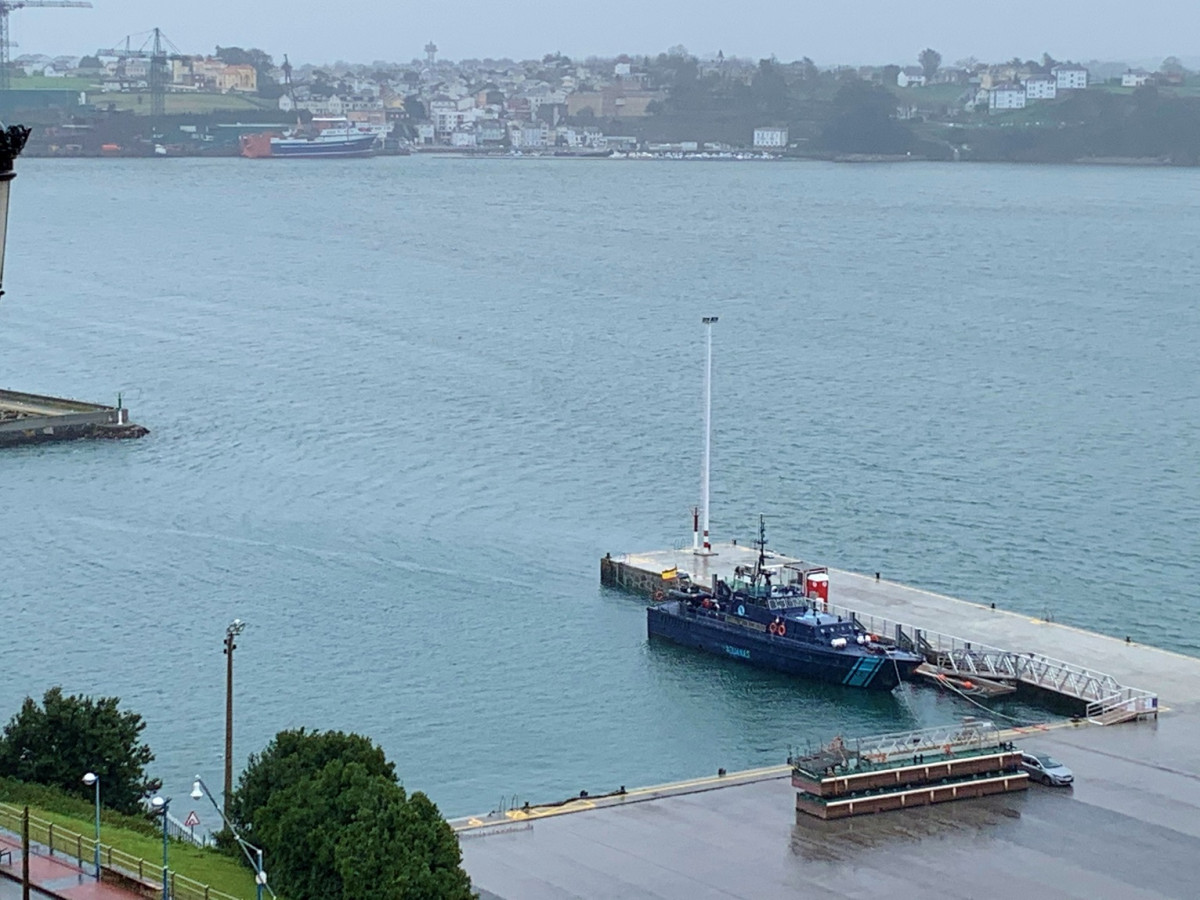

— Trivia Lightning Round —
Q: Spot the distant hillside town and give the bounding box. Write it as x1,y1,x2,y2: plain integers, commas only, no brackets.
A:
8,41,1200,163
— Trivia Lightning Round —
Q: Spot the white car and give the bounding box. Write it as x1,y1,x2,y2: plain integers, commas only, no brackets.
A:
1020,752,1074,786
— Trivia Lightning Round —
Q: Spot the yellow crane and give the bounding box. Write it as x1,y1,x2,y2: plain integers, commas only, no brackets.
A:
0,2,93,93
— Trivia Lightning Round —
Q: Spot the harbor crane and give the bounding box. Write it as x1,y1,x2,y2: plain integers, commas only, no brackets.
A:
0,1,93,93
96,27,183,128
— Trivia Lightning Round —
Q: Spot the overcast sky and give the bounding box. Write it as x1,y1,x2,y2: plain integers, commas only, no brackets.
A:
12,1,1197,67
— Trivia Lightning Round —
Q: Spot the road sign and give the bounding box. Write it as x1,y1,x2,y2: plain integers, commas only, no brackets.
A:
183,811,200,828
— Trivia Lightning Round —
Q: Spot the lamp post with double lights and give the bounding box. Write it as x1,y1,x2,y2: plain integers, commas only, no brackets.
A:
191,775,270,900
81,772,100,879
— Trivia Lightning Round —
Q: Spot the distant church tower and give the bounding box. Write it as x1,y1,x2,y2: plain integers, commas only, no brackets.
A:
424,42,438,67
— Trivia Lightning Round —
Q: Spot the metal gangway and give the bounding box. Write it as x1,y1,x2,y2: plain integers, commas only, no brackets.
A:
855,719,1004,764
829,602,1158,725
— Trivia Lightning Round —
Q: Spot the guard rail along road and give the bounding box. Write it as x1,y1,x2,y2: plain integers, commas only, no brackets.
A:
0,802,244,900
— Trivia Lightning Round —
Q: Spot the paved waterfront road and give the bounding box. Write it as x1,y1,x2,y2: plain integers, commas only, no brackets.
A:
464,715,1200,899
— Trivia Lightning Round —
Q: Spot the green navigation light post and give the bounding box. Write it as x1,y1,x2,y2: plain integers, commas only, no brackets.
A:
150,795,170,900
81,772,100,879
191,775,271,900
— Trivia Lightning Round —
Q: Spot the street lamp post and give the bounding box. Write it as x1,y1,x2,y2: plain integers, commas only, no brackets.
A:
224,619,246,821
81,773,100,879
191,775,270,900
149,796,170,900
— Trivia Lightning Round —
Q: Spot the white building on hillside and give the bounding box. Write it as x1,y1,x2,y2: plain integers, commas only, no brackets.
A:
897,66,926,87
1122,69,1154,87
1052,65,1088,90
753,126,788,148
989,83,1026,112
1024,75,1057,101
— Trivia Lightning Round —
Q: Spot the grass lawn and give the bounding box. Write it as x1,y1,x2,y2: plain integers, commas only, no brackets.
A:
0,779,258,899
8,76,97,91
894,81,972,108
91,92,276,115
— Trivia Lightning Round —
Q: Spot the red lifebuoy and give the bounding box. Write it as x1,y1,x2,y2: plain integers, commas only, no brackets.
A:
769,621,778,635
653,589,664,601
778,623,787,637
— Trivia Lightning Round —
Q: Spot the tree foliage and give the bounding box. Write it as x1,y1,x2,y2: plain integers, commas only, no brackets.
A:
0,688,159,815
751,58,790,116
820,79,914,154
919,48,942,81
229,729,472,900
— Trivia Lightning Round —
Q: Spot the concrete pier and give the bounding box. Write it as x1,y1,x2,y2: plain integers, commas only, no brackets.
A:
0,388,147,446
452,540,1200,898
601,542,1190,714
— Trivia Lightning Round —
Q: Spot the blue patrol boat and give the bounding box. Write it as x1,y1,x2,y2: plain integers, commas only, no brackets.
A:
647,523,924,691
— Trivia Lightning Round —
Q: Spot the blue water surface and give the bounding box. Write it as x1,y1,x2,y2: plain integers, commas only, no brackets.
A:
1,157,1197,815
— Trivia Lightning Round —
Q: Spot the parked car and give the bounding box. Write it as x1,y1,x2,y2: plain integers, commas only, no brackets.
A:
1020,752,1074,786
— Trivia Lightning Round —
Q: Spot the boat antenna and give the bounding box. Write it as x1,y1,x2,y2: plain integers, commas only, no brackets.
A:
695,316,718,556
755,514,767,576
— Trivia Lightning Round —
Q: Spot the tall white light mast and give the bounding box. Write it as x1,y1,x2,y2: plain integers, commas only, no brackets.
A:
696,316,718,555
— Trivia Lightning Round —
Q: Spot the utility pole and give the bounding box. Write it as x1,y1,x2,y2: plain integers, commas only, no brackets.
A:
22,805,30,900
223,619,246,820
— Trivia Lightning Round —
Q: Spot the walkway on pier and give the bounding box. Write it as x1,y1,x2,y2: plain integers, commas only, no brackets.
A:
829,569,1200,709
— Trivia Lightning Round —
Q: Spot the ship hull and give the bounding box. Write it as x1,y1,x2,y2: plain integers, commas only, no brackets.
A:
270,135,378,158
239,133,378,159
647,603,921,690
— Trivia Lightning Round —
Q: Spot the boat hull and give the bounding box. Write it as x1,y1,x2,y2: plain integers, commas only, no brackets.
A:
239,133,378,159
647,603,921,690
270,135,378,158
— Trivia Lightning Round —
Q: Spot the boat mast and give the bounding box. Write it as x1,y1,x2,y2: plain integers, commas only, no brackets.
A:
696,316,718,556
754,514,767,579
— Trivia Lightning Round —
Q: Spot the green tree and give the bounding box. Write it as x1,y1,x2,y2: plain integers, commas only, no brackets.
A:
229,728,394,841
0,688,159,815
881,64,901,86
336,788,472,899
751,58,789,115
820,79,914,154
1160,56,1187,82
215,46,253,66
919,47,942,81
230,729,472,900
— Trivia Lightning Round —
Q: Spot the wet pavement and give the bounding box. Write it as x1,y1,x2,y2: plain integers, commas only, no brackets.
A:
0,834,146,900
462,712,1200,899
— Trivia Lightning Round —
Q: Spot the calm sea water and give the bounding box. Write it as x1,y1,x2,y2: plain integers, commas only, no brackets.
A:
1,157,1197,817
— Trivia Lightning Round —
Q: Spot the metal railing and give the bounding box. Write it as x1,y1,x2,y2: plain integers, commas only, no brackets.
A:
1086,689,1159,724
830,601,1158,717
166,810,212,848
0,802,245,900
791,718,1008,775
853,719,1004,764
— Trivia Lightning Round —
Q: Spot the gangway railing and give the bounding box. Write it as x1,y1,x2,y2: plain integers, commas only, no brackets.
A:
853,719,1003,764
827,601,1157,721
790,718,1007,774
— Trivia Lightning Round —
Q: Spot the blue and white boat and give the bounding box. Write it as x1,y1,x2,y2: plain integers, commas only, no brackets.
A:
241,117,380,159
647,523,924,691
